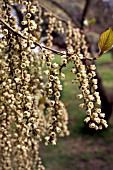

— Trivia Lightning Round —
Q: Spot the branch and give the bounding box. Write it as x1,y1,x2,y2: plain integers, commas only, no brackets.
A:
0,18,101,61
0,18,65,55
82,54,102,61
43,0,77,26
80,0,91,29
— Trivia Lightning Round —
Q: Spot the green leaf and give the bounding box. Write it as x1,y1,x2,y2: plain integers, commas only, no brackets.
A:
98,27,113,54
88,18,96,27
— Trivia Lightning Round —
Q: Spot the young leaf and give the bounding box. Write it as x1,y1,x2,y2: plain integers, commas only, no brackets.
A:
98,27,113,54
88,18,96,27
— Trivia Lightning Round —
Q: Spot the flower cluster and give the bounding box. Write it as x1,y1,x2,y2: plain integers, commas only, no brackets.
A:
67,29,108,130
42,49,69,145
0,0,108,169
44,11,65,47
0,1,45,169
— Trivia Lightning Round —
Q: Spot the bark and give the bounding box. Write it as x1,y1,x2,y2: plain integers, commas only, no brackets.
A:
96,72,113,121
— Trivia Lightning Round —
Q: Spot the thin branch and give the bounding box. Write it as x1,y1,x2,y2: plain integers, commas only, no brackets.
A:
0,18,65,55
80,0,91,29
0,18,101,61
82,55,101,61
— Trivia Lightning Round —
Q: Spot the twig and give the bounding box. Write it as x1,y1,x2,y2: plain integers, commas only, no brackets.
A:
80,0,91,29
0,18,101,61
0,18,65,55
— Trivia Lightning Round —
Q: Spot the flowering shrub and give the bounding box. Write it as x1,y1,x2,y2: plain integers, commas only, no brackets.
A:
0,0,109,169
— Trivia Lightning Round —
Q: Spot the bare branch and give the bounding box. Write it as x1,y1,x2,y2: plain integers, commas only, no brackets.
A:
80,0,91,29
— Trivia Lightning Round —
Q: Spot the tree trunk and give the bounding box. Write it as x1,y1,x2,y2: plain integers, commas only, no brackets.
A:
96,72,113,122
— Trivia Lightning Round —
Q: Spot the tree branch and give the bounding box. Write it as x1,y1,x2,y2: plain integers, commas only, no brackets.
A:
80,0,91,29
43,0,77,26
0,17,100,61
0,18,65,55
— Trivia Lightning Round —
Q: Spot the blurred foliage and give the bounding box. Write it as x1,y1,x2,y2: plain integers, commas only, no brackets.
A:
39,0,113,53
39,0,113,32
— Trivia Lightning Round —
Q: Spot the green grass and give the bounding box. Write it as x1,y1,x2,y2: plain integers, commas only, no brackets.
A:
96,53,113,91
40,52,113,170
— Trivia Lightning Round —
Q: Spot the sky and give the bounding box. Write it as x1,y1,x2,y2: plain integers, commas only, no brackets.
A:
103,0,113,5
